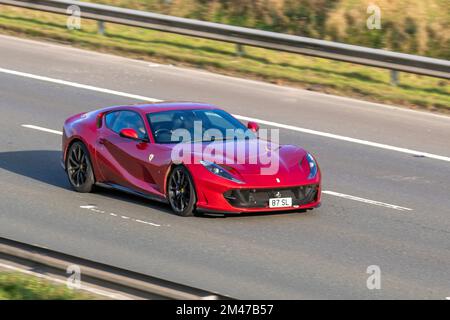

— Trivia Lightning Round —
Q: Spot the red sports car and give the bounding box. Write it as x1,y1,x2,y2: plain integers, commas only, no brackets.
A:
62,102,321,216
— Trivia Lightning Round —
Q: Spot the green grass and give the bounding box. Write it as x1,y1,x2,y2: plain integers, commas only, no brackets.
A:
0,272,94,300
83,0,450,60
0,6,449,113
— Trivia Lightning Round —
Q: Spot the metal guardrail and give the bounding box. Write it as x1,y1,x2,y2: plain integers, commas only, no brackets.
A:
0,0,450,79
0,0,449,79
0,237,230,300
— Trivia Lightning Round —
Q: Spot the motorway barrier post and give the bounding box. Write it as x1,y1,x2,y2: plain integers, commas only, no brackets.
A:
390,70,399,86
97,20,105,35
236,43,245,57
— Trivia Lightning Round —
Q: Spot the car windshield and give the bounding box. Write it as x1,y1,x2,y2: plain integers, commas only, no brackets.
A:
147,109,256,144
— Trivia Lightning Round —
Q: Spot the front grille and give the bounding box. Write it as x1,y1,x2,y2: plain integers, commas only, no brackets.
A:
223,185,319,208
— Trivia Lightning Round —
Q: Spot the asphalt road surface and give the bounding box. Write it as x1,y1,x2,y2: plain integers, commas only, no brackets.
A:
0,35,449,299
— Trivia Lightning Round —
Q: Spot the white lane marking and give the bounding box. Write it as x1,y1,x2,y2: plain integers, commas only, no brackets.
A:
80,205,96,209
79,205,162,227
0,262,131,300
234,115,450,163
21,124,62,135
1,67,160,102
135,219,161,227
2,66,447,163
322,190,412,211
3,33,448,122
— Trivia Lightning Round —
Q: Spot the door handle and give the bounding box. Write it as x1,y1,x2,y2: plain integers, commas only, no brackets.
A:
98,138,106,145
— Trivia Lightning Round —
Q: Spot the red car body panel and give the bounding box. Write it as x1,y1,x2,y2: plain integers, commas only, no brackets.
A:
62,102,321,214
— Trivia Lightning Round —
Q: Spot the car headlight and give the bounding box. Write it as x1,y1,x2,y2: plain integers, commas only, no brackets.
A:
200,160,244,184
302,153,318,180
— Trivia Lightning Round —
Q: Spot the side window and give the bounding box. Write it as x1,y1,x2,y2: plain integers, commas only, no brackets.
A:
106,111,147,139
105,111,119,130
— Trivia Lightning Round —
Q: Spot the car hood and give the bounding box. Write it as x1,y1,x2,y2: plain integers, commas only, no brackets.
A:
168,139,311,181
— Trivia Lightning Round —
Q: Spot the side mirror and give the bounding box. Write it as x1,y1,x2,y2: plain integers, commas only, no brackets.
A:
119,128,139,140
247,121,260,133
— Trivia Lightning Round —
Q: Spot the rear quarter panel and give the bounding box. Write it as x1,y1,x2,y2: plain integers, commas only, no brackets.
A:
62,111,100,178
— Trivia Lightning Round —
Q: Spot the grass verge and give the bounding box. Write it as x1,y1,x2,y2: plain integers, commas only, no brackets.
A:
0,6,448,113
0,272,94,300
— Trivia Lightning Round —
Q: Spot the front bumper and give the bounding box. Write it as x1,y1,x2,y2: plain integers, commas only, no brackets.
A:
223,184,319,209
191,167,322,214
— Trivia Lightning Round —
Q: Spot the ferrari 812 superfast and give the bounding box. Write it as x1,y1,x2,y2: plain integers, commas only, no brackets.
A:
62,102,321,216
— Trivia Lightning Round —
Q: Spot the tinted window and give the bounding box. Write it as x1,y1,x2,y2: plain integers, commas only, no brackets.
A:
147,109,254,144
105,110,147,139
105,111,119,129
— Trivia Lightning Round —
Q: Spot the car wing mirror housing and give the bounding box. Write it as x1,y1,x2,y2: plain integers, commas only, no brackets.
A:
247,121,260,133
119,128,139,140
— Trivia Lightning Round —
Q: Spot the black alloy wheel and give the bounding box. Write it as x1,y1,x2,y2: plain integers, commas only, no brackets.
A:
168,166,196,216
66,141,95,193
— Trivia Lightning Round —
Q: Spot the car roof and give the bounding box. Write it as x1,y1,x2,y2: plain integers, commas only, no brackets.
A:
99,102,218,114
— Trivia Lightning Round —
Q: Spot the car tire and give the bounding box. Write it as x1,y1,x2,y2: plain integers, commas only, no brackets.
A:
66,141,95,193
167,165,197,217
